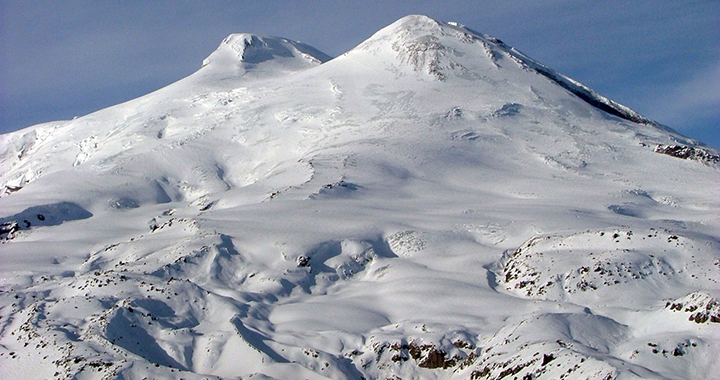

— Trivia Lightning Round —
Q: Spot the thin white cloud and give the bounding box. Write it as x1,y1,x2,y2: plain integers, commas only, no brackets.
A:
646,62,720,128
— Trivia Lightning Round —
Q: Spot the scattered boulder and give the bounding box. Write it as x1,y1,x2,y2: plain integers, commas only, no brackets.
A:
297,255,310,267
148,218,159,232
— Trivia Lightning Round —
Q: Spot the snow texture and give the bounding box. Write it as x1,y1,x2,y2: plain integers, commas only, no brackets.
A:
1,15,719,380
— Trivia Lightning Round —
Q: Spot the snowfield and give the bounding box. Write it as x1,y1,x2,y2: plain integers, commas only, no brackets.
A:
1,15,719,380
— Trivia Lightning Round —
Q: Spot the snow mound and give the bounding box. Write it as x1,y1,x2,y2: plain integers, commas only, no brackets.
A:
0,202,92,232
462,313,626,380
497,228,719,306
665,291,720,324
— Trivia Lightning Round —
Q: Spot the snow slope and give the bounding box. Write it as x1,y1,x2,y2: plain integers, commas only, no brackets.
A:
1,15,719,380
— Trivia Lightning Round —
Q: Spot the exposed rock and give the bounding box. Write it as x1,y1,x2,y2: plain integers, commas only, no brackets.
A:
654,144,720,165
1,221,20,239
296,255,310,267
665,291,720,324
417,346,448,369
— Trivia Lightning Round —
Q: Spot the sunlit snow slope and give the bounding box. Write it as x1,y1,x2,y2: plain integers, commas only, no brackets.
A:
1,15,719,380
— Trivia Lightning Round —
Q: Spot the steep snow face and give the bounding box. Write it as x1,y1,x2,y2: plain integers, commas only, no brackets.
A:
1,15,720,380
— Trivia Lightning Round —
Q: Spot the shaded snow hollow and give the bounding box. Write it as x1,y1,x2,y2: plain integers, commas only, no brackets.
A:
1,14,719,380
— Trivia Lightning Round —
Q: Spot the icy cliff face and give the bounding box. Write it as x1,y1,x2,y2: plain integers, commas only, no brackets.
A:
1,15,719,380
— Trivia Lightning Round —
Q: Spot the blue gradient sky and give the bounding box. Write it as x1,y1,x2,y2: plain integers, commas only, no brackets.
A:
1,1,718,148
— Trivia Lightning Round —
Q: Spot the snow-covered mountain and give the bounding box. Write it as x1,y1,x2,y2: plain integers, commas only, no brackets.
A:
1,15,718,380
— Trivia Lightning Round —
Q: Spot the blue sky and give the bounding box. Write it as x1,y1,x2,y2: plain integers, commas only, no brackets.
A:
1,1,718,148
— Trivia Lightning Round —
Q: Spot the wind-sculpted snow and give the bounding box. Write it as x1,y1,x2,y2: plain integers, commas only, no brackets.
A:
1,14,720,380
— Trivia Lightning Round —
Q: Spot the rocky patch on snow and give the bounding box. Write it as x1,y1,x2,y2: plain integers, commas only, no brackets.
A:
367,336,476,371
464,313,622,380
497,228,717,303
665,291,720,324
653,144,720,165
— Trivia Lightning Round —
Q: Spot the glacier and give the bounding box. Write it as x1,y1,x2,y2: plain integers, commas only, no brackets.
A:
0,15,718,380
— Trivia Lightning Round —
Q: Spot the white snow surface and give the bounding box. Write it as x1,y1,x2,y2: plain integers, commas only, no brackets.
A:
1,15,719,380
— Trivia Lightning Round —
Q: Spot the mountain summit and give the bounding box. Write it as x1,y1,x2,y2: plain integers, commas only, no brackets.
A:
1,15,719,380
201,34,331,77
344,14,658,125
